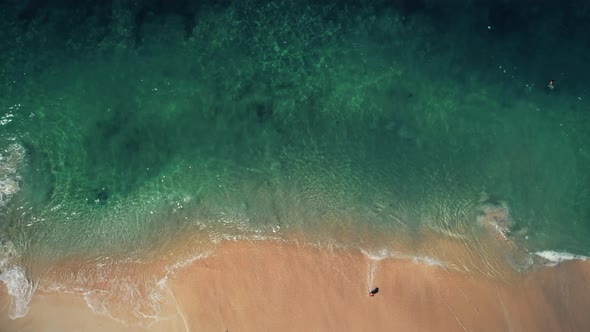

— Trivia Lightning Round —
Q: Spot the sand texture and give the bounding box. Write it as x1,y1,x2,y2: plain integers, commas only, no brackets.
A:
1,240,589,332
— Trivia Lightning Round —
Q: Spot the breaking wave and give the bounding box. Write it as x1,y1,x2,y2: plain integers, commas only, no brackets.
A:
534,251,590,266
0,143,25,208
0,144,33,319
0,241,36,319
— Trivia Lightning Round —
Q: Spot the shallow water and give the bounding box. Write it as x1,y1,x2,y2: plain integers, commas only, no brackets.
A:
1,0,589,324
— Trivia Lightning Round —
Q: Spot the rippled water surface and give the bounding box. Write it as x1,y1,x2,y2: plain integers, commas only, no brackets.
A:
1,0,589,322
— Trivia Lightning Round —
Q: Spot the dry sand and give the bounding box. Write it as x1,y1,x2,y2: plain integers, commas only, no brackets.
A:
1,240,589,332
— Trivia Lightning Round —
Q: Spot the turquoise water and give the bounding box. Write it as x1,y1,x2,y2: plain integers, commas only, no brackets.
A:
1,0,590,319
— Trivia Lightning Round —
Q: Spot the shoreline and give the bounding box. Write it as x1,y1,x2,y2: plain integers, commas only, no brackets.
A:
1,239,590,331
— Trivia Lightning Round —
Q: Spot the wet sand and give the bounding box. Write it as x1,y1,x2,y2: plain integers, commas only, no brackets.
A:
1,240,590,332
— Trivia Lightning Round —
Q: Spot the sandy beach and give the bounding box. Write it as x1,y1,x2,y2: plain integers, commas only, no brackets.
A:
1,239,589,332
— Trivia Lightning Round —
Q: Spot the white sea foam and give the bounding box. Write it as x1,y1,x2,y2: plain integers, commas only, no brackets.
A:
366,259,379,292
0,143,25,208
82,278,169,328
0,105,20,126
0,241,36,319
76,235,297,327
56,266,174,329
534,251,590,266
0,112,15,126
74,247,214,328
360,248,448,267
361,248,449,293
211,232,285,244
165,250,213,276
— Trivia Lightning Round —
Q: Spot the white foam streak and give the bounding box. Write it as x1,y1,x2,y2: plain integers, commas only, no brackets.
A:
366,260,378,292
0,111,15,126
166,250,212,273
0,143,25,208
534,251,590,266
81,276,169,328
78,248,213,328
361,248,448,267
0,266,36,319
0,241,36,319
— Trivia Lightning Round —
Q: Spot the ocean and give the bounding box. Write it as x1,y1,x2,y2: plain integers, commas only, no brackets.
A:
1,0,589,326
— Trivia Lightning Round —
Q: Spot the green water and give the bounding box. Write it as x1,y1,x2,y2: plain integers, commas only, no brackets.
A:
1,0,590,264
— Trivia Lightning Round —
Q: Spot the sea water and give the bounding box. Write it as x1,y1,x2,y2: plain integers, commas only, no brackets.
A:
1,0,589,325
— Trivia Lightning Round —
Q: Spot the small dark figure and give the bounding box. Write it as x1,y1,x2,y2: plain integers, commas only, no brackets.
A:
369,287,379,297
546,79,557,94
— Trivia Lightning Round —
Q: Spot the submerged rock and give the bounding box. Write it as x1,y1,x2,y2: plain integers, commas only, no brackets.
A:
475,195,536,271
397,125,415,140
89,187,110,205
477,199,513,241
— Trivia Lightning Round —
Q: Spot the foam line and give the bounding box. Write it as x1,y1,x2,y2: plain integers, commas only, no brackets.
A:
534,251,589,266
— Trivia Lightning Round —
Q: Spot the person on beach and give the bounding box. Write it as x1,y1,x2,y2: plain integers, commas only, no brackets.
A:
369,287,379,297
